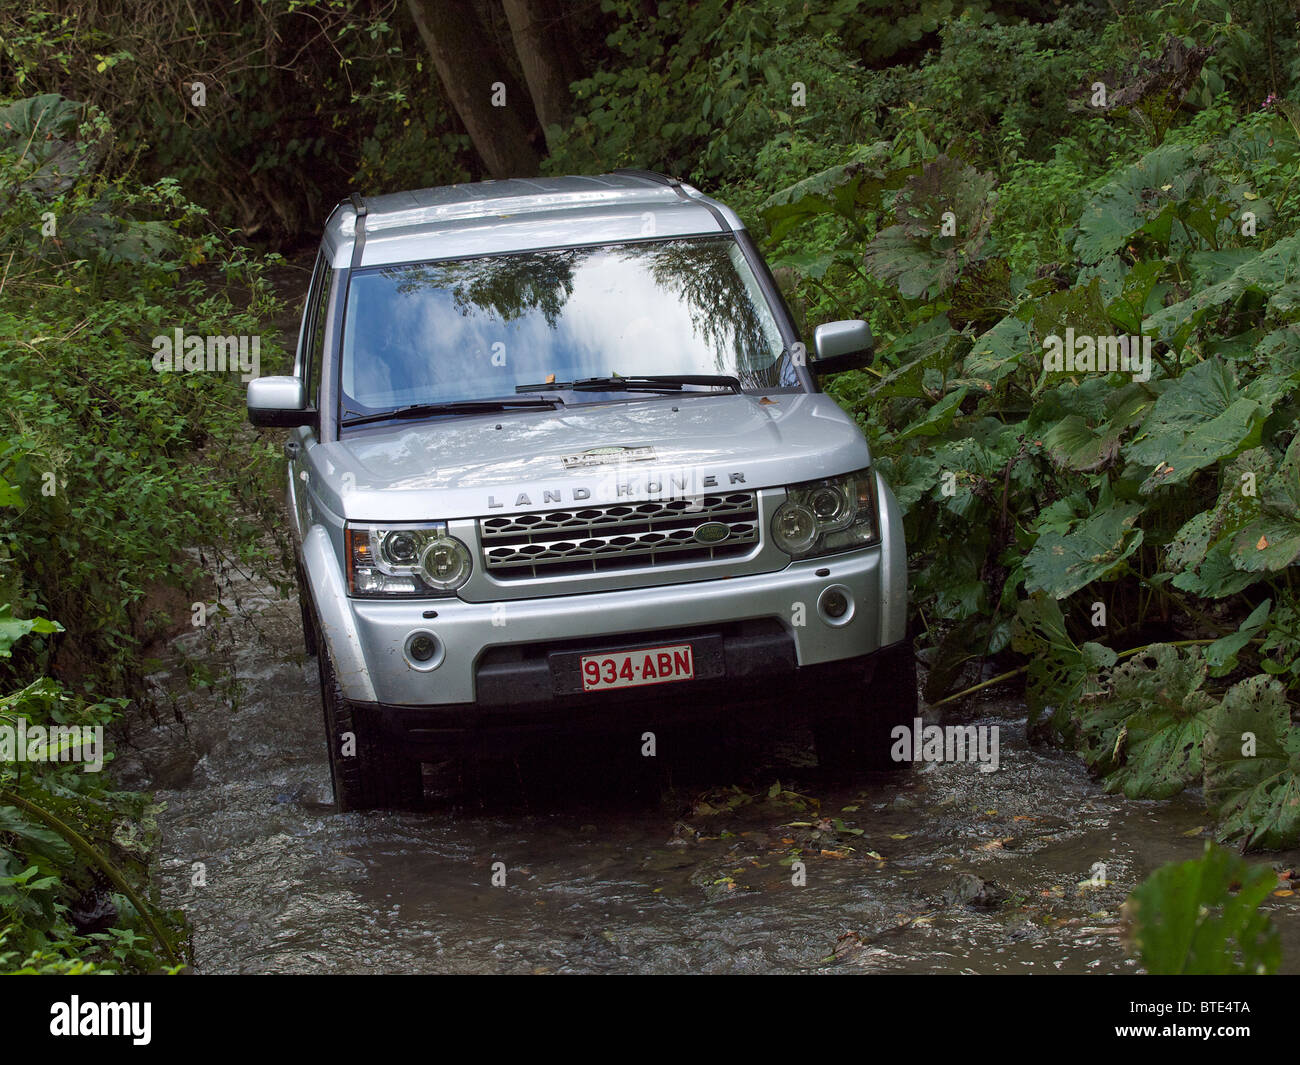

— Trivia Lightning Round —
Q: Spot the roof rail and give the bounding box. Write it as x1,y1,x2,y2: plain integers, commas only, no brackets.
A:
610,168,681,187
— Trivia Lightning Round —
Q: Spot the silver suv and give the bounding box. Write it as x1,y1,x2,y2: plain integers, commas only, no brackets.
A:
248,171,914,810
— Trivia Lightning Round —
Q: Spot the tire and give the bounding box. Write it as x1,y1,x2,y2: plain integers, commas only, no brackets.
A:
296,559,318,658
313,613,424,811
814,644,919,773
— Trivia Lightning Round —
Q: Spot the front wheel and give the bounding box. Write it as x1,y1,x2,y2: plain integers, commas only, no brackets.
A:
314,616,424,811
814,644,919,773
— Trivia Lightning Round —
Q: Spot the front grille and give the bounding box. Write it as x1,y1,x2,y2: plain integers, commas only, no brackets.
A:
480,493,760,579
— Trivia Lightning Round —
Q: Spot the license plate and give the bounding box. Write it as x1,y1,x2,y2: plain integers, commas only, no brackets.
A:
580,643,694,692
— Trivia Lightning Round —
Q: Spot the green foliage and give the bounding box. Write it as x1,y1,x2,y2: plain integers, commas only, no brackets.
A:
1204,674,1300,849
0,94,289,970
0,638,185,973
546,0,956,188
1125,842,1280,975
0,94,290,695
758,1,1300,850
1024,502,1144,599
0,2,472,241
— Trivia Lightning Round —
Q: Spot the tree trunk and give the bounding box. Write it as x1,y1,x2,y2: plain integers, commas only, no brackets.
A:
406,0,541,178
501,0,582,151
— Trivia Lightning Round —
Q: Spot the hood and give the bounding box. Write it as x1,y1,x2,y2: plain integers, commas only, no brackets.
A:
310,392,872,521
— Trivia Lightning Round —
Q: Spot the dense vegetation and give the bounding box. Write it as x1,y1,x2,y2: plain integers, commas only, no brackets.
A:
0,93,287,969
2,0,1297,971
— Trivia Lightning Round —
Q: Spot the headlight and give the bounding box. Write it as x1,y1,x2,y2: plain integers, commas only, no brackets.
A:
345,522,472,597
771,470,878,559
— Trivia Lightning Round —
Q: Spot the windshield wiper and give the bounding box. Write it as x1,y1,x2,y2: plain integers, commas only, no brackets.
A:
516,374,742,394
341,396,560,428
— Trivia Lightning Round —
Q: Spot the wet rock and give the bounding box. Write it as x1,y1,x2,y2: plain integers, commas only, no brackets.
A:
144,745,199,789
944,872,1008,910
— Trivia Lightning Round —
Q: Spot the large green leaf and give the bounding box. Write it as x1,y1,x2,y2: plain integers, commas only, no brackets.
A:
1138,397,1263,493
0,94,99,194
1082,644,1216,799
871,316,967,399
1011,592,1115,730
1126,842,1280,974
1146,234,1300,344
758,141,900,242
1230,435,1300,572
862,155,995,299
1205,598,1271,678
1204,675,1300,849
1125,359,1271,491
1073,143,1198,264
962,311,1032,386
1023,502,1144,599
1172,539,1266,599
0,605,62,658
1166,448,1273,572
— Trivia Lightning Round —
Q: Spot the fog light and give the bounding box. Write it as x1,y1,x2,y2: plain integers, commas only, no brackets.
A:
404,630,444,671
817,585,855,626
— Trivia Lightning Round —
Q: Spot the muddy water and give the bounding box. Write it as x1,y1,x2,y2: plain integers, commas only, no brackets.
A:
117,556,1300,974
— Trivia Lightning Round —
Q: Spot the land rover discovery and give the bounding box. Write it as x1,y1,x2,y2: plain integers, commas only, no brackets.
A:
247,171,915,810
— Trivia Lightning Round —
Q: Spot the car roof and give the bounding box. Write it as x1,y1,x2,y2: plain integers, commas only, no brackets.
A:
320,171,744,269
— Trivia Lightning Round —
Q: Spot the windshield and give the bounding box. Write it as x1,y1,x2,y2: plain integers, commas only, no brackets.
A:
338,236,796,417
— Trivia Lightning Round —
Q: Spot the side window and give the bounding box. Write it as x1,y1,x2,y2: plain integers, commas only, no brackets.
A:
307,261,333,410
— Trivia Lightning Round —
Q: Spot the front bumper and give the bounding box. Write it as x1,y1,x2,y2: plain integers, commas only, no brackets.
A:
361,638,912,752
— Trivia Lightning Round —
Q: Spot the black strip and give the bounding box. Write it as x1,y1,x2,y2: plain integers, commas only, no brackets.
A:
349,193,367,272
610,168,680,186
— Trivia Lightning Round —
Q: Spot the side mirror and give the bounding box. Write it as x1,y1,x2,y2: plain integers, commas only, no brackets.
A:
811,319,874,374
247,376,312,427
